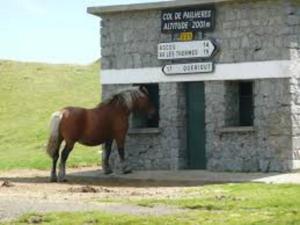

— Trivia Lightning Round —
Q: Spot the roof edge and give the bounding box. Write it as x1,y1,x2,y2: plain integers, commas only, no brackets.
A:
87,0,230,16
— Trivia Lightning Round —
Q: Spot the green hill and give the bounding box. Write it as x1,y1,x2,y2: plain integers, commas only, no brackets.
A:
0,60,101,170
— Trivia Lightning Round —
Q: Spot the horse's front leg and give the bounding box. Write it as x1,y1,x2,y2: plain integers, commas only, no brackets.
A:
58,142,74,182
117,147,132,174
116,137,132,174
103,140,113,175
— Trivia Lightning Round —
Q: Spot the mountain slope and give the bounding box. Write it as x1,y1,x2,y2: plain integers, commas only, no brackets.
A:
0,60,101,170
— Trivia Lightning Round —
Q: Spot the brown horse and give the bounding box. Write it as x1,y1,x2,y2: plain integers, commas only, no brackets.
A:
46,86,155,182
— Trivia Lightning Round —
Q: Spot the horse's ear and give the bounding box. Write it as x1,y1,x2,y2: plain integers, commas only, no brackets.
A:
139,85,149,95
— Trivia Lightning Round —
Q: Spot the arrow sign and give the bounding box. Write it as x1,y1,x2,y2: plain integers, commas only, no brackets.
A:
158,40,216,60
162,62,214,75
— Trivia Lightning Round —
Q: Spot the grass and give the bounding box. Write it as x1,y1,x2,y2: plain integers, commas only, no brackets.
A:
0,60,101,170
4,183,300,225
4,212,195,225
134,183,300,209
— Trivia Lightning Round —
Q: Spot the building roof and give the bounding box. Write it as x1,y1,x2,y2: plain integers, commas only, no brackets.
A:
87,0,230,16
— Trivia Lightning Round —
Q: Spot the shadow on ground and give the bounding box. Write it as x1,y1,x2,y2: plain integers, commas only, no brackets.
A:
1,168,297,187
0,172,210,187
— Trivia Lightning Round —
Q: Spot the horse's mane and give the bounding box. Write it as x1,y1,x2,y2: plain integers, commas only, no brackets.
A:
99,87,147,110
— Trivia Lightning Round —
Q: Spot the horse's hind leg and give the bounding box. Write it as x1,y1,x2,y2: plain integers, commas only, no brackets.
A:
58,142,74,182
50,150,60,182
103,140,113,175
49,138,63,182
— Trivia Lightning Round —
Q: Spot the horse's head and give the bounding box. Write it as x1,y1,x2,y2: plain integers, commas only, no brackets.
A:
133,86,156,119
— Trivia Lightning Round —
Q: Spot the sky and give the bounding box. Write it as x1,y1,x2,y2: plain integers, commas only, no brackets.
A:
0,0,168,65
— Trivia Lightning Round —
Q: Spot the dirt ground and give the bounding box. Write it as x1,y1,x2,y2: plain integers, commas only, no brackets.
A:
0,167,189,222
1,167,300,222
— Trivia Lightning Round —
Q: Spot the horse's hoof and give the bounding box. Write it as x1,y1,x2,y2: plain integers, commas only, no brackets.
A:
122,169,132,174
57,177,68,183
50,176,57,183
103,168,113,175
58,179,68,183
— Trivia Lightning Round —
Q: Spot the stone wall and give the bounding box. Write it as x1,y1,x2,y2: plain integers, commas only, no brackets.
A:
205,78,294,172
100,0,300,71
290,48,300,169
289,0,300,165
105,77,296,172
255,79,293,171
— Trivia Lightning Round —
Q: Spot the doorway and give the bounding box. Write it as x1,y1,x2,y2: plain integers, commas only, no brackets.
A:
186,82,206,169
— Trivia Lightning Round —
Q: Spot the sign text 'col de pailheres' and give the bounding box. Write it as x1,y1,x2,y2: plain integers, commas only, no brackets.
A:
161,7,215,33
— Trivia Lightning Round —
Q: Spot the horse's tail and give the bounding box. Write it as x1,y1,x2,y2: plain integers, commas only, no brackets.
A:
46,111,63,158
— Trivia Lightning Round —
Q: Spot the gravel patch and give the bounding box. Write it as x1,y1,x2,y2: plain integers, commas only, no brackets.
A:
0,168,186,221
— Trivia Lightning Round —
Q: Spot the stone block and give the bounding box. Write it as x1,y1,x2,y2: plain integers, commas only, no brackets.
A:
287,15,300,25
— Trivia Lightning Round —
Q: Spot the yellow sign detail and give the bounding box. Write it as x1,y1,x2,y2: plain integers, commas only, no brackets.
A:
179,32,193,41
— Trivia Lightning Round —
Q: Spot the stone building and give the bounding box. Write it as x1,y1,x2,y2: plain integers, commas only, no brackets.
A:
88,0,300,172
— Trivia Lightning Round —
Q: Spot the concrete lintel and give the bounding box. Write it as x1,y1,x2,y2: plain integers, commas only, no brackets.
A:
87,0,231,16
101,60,292,84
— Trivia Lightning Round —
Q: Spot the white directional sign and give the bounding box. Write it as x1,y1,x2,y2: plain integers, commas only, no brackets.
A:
158,40,216,60
162,62,214,75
